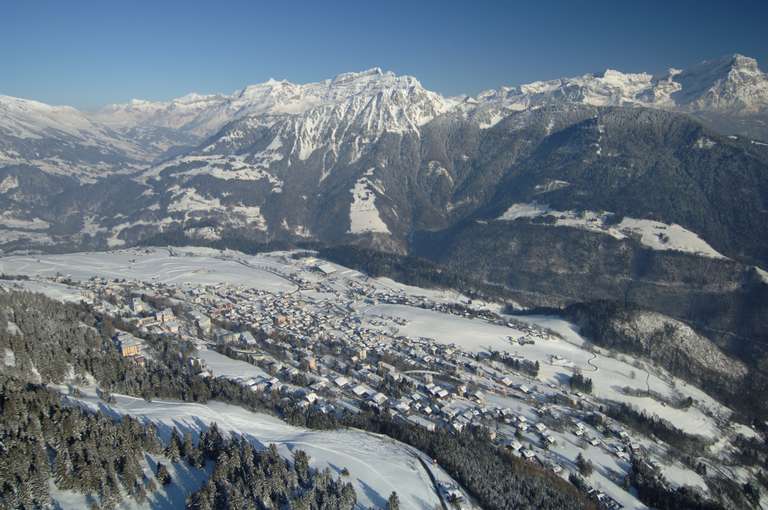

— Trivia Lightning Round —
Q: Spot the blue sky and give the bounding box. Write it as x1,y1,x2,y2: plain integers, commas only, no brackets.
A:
2,0,766,109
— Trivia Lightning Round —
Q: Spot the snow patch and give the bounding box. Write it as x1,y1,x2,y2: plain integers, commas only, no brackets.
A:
497,202,727,258
0,175,19,193
694,137,716,149
348,168,390,234
617,218,726,258
756,267,768,284
0,213,50,230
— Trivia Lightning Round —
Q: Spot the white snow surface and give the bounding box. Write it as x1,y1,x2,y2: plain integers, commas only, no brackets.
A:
348,168,390,234
95,68,454,140
462,53,768,128
0,248,295,292
69,391,451,509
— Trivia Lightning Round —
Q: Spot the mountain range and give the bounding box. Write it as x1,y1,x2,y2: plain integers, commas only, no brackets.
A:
1,54,768,364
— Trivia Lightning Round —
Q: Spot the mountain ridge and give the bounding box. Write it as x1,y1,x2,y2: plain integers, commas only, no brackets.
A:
2,53,767,183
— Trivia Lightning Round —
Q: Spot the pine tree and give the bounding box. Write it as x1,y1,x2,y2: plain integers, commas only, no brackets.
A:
293,449,311,487
165,430,182,462
156,462,172,486
576,453,593,477
387,491,400,510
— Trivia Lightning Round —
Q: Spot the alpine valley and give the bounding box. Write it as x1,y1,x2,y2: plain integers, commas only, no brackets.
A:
2,53,768,510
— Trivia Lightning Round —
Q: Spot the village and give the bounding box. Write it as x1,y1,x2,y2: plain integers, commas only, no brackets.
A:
18,248,694,510
2,247,751,509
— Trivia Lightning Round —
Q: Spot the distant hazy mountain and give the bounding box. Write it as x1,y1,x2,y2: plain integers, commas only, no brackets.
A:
0,95,150,181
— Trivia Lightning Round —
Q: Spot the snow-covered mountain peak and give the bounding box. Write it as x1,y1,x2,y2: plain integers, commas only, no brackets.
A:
197,68,453,160
727,53,760,71
664,53,768,112
1,94,118,139
461,54,768,128
332,67,385,81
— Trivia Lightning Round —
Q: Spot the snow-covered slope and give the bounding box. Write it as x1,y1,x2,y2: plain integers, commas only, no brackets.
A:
71,392,453,510
124,68,453,245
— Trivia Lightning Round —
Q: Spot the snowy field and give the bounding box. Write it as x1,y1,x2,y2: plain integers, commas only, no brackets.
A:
69,390,451,510
0,248,296,292
0,278,86,302
197,347,270,380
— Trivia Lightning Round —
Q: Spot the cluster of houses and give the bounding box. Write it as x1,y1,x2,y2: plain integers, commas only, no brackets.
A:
55,256,671,510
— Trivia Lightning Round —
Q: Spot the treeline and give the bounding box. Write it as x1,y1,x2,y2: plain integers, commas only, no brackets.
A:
489,350,540,377
137,231,321,255
570,372,593,393
318,245,516,302
188,436,356,510
628,457,725,510
603,403,707,454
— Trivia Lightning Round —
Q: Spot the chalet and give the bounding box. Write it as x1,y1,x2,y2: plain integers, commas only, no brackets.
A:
156,308,174,323
370,392,388,405
333,376,350,388
469,390,485,403
315,263,336,276
115,332,142,358
136,316,158,328
309,380,327,391
131,297,146,313
191,312,212,333
394,400,411,414
164,320,180,334
239,331,257,345
214,330,239,344
407,415,436,432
